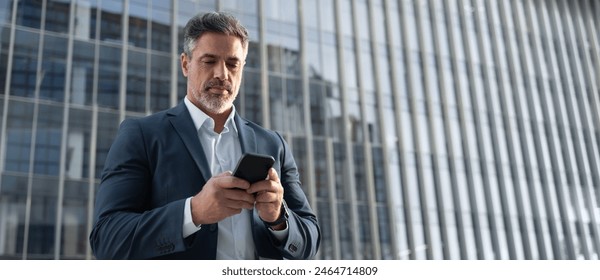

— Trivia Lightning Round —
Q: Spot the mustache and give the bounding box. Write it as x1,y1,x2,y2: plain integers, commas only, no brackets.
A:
205,79,232,92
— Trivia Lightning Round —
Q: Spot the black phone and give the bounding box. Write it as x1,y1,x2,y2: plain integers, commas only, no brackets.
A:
233,153,275,184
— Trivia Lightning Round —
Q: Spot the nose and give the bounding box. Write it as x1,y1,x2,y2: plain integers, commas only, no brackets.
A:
214,61,228,80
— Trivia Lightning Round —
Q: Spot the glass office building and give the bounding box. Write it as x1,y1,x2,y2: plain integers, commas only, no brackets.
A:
0,0,599,260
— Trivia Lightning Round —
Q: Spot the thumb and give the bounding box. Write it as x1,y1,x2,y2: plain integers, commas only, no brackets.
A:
268,168,280,183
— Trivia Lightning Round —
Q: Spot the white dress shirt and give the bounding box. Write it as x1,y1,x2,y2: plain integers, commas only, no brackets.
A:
182,96,254,259
181,97,287,259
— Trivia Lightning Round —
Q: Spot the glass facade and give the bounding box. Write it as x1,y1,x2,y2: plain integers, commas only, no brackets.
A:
0,0,599,260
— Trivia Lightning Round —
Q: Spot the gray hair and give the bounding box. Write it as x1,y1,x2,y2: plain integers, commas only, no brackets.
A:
182,12,249,58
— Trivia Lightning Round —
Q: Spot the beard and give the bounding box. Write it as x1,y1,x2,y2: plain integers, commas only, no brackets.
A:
189,79,237,115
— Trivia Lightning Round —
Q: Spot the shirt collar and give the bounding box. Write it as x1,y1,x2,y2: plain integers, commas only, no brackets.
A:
184,96,238,135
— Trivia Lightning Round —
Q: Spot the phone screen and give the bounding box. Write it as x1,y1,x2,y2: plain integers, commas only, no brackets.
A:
233,153,275,183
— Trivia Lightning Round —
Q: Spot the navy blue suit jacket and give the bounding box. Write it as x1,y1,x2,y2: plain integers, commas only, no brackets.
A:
89,102,320,259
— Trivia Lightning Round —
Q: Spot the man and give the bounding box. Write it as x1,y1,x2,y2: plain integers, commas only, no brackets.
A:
89,12,320,260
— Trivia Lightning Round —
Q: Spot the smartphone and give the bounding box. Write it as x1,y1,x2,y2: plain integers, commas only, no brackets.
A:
233,153,275,184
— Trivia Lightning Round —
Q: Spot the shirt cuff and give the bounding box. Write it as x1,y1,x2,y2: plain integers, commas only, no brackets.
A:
268,221,289,241
183,197,202,238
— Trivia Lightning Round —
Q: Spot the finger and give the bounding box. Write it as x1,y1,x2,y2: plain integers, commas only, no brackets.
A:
254,190,279,203
213,175,250,190
246,179,280,195
267,168,280,183
223,189,256,205
224,198,255,210
214,171,233,178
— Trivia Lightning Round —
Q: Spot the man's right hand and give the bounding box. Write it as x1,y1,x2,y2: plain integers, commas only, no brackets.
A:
190,171,254,226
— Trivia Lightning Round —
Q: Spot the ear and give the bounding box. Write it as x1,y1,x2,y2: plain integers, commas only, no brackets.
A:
181,53,189,77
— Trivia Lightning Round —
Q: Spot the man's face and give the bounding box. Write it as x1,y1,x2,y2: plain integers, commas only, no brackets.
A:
181,32,247,116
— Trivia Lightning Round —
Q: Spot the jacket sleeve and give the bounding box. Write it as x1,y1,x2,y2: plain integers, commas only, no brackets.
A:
89,118,188,259
253,132,321,260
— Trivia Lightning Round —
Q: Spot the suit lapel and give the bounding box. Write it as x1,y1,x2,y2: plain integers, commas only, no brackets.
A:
235,113,257,154
166,106,258,183
167,102,212,182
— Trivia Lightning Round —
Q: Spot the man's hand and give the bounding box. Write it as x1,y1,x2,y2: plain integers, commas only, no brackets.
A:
190,171,255,225
247,168,285,229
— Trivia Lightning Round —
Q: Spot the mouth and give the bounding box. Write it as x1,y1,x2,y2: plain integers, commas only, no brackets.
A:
205,80,232,94
207,87,230,94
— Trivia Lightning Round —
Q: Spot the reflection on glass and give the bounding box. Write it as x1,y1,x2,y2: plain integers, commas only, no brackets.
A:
61,180,89,259
317,200,333,259
97,45,120,109
71,40,95,105
67,108,92,179
292,137,308,195
16,0,42,29
5,100,34,173
378,206,393,259
27,176,59,258
0,0,12,24
126,50,147,113
353,144,367,201
285,77,303,134
310,81,326,136
0,174,29,258
268,75,283,131
97,0,123,42
313,139,329,198
128,0,148,48
33,104,63,176
337,202,353,259
333,142,347,200
357,204,372,259
41,34,67,102
95,112,119,179
240,70,262,125
11,29,39,99
45,0,70,33
150,54,170,112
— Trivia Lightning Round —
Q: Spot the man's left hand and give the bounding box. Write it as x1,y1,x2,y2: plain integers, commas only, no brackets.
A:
247,168,285,229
